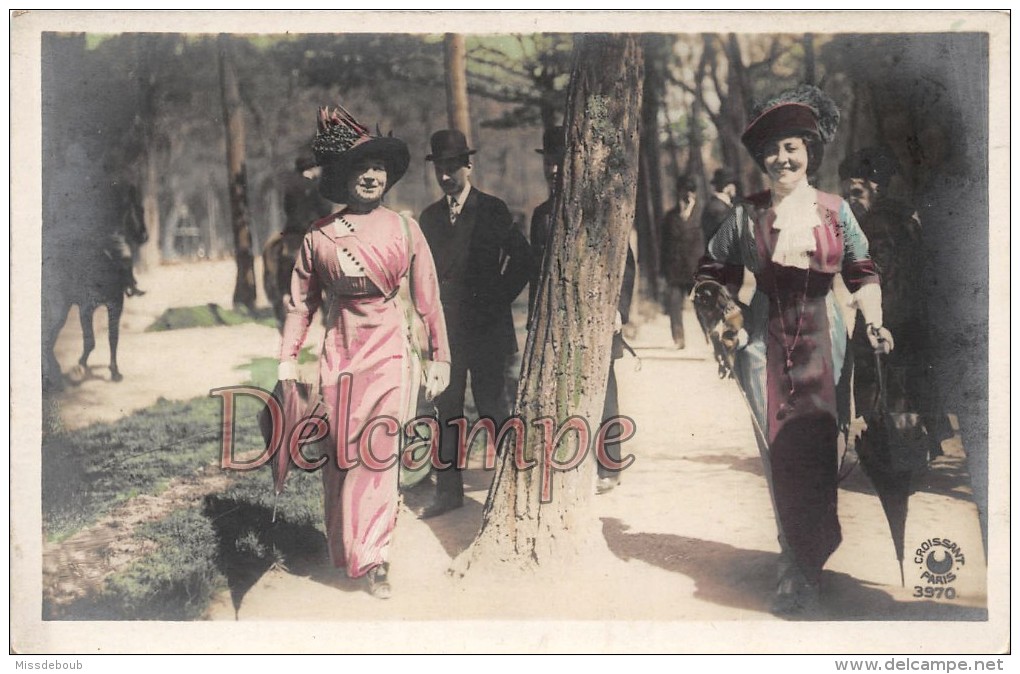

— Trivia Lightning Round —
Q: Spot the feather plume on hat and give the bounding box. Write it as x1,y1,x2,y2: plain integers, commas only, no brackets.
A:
742,85,841,155
310,103,409,203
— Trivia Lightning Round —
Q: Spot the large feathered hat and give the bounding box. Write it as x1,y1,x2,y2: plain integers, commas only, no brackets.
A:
741,84,840,156
312,104,410,203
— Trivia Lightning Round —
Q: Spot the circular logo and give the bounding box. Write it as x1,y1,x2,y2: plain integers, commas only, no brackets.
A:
925,549,954,574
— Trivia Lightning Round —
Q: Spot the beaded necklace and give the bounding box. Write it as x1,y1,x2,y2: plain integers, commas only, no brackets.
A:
772,267,811,421
768,183,814,422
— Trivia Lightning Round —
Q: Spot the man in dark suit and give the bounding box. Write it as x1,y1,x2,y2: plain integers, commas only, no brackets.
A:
527,126,564,323
839,147,950,462
660,174,702,349
418,129,531,518
701,167,739,250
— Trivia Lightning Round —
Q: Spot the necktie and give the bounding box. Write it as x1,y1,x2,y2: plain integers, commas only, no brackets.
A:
449,197,458,224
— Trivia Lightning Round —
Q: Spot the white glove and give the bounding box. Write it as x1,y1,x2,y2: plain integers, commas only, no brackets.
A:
425,361,451,401
854,283,893,354
867,324,895,355
735,328,749,351
613,310,623,334
853,283,884,333
278,359,299,381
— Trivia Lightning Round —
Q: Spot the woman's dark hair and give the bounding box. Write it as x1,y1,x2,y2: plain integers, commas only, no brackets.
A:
751,133,825,176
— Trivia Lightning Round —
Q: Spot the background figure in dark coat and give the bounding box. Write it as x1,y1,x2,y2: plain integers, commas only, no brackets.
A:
527,126,564,324
418,129,531,518
702,167,740,251
840,147,950,460
263,154,333,330
660,174,703,349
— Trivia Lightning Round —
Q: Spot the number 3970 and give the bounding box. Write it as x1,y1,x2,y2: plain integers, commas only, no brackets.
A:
913,586,957,599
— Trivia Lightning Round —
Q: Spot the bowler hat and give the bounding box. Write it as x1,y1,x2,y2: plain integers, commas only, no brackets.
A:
710,167,738,190
425,129,477,162
312,104,410,203
535,126,566,160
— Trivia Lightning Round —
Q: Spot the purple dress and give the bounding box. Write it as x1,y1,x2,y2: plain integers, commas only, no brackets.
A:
699,189,879,580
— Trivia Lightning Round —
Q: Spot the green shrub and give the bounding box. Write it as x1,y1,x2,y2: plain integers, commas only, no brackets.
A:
145,303,277,332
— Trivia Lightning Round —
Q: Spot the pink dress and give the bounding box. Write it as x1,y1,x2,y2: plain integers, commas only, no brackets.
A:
281,206,450,578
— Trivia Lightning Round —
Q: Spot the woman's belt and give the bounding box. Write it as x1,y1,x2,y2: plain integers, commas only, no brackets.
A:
757,266,833,301
334,275,383,298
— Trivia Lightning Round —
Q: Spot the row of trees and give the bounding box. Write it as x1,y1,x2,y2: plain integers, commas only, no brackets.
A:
41,30,989,566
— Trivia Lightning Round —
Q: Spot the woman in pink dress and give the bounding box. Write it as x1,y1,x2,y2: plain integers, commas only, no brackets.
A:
279,106,450,599
697,86,894,614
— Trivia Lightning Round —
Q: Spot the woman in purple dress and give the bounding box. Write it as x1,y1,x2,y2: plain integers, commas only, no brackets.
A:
697,86,894,614
279,106,450,599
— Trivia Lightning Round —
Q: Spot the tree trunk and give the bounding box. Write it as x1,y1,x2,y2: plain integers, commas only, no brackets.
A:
218,34,257,313
634,35,667,300
803,33,816,86
141,150,162,267
634,153,656,301
453,34,644,575
686,43,710,196
132,34,162,271
721,34,759,193
444,34,471,142
703,35,743,188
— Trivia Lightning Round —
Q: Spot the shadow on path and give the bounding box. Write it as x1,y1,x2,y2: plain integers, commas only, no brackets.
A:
400,468,489,560
601,517,985,621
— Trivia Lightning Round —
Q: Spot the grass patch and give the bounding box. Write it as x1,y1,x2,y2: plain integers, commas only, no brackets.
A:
42,394,268,542
146,303,277,332
50,507,226,621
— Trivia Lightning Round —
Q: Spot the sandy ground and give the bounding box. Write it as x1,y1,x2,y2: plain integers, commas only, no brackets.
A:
45,259,992,646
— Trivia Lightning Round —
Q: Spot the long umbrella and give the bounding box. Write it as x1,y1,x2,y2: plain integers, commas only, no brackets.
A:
855,350,929,586
258,379,327,522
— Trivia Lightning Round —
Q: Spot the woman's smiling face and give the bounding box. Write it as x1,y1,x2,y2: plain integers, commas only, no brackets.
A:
346,158,388,206
763,135,809,187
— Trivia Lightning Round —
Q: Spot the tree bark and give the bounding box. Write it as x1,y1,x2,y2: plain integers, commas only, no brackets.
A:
218,34,257,313
453,34,644,574
444,34,472,142
634,34,667,300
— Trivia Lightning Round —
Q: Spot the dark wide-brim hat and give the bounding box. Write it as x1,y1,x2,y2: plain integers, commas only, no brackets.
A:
425,129,477,162
741,85,840,156
535,125,566,160
838,146,901,188
313,105,410,203
710,167,739,190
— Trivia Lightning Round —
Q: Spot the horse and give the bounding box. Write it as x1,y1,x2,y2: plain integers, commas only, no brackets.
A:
42,182,148,392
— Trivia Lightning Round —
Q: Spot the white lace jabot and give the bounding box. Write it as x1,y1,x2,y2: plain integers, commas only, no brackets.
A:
770,179,818,270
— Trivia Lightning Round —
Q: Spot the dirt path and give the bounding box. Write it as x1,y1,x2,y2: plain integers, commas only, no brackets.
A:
45,260,990,639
